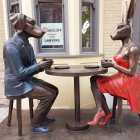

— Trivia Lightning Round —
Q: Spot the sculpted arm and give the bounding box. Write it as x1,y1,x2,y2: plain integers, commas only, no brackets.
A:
4,42,41,80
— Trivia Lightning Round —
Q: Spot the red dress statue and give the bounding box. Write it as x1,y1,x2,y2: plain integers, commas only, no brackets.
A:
87,0,140,126
97,54,140,114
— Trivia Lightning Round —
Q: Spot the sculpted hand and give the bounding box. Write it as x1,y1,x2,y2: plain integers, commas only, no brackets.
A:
38,60,53,71
101,60,114,68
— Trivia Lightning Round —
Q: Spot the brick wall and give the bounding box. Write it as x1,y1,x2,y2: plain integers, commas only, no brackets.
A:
103,0,122,60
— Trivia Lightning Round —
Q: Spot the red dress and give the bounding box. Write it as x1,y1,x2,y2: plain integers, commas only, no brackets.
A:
97,54,140,114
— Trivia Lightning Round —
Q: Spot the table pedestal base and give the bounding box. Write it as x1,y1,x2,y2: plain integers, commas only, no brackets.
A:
66,121,89,131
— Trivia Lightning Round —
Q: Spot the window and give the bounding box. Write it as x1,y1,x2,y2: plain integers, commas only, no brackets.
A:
10,0,20,13
8,0,21,36
36,0,66,53
81,0,95,53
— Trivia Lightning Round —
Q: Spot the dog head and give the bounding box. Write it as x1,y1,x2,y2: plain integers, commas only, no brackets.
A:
9,13,45,38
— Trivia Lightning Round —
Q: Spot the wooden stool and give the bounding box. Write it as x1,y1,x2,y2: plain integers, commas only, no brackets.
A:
111,96,123,133
111,66,140,132
112,96,140,133
7,96,34,136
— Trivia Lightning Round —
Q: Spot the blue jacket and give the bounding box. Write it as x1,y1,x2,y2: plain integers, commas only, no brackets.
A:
3,33,41,97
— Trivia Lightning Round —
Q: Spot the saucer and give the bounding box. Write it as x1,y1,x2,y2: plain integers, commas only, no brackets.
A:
84,65,99,69
54,66,70,69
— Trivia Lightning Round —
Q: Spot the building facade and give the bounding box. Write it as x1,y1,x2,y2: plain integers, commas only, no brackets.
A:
0,0,139,109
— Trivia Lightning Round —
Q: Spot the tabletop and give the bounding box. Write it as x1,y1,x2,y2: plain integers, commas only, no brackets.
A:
45,65,108,131
45,65,108,77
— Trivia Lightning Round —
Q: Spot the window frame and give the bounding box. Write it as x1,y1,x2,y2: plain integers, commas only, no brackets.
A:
35,0,68,54
7,0,21,37
80,0,96,54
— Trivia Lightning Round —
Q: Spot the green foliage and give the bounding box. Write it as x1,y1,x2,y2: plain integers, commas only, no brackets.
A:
82,5,90,48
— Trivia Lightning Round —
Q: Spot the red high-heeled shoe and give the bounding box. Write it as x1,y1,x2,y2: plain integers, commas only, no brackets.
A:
87,111,105,125
98,113,112,126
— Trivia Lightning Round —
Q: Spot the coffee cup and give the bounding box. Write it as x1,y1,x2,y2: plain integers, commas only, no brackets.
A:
101,59,112,63
42,57,53,62
101,59,112,68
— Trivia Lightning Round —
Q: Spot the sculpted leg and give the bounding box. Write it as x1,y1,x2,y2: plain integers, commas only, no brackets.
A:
101,94,111,115
87,76,112,125
25,79,58,128
90,76,103,112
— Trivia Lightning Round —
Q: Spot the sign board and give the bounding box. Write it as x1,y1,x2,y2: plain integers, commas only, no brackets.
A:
41,23,64,46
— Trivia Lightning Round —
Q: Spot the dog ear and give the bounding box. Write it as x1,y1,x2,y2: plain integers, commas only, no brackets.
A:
9,13,26,32
126,0,136,24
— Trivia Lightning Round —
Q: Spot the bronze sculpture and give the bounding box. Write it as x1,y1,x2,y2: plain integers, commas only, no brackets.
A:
3,13,58,133
87,0,140,126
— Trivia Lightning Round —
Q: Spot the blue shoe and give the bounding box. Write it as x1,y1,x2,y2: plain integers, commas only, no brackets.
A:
31,126,48,133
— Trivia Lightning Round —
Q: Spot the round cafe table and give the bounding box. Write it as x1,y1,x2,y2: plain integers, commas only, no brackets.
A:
45,65,108,131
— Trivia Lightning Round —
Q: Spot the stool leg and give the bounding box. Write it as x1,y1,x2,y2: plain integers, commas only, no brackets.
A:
117,98,122,133
29,98,33,119
17,99,22,136
112,96,117,120
138,114,140,119
7,100,14,126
